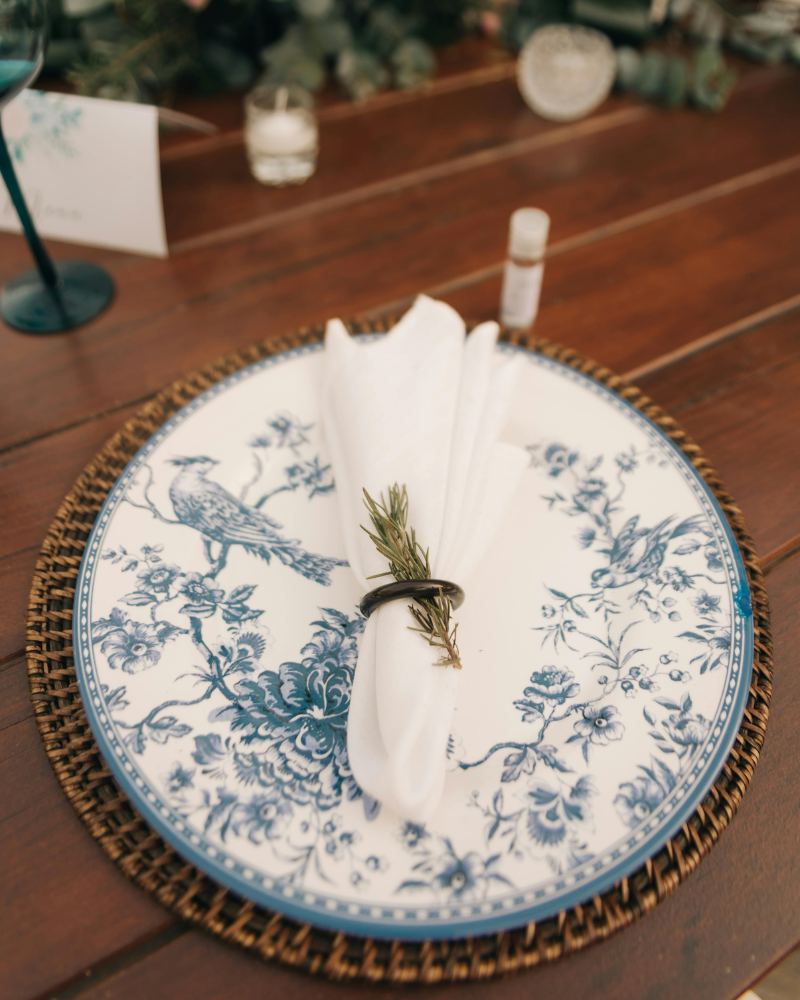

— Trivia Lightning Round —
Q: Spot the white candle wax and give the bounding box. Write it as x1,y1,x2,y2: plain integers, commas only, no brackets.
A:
248,109,317,157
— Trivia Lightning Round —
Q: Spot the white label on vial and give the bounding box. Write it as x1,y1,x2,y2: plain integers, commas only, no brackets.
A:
500,260,544,328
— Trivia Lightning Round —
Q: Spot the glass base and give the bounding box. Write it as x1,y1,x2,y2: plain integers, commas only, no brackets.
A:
247,151,317,186
0,259,115,334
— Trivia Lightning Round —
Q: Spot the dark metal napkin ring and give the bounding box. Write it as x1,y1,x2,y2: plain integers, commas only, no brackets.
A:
359,579,465,619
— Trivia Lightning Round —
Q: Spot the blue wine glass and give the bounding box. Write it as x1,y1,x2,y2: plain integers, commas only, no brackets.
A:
0,0,114,333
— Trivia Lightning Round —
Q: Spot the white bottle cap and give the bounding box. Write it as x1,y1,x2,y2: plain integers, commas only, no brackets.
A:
508,207,550,261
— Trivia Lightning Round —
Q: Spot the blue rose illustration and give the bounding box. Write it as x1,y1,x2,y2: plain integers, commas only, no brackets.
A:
522,665,580,705
664,711,710,748
213,612,364,809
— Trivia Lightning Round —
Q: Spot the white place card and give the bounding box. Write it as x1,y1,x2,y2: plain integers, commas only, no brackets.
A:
0,89,167,257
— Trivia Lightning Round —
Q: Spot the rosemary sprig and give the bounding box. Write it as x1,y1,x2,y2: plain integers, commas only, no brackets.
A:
361,484,462,669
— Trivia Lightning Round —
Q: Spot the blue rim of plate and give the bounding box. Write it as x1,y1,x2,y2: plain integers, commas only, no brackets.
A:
74,338,754,941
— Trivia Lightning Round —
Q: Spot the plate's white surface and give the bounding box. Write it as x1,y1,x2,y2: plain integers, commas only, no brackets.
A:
75,341,752,939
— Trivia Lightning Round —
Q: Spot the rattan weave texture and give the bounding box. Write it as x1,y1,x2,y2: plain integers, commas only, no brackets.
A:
26,318,772,984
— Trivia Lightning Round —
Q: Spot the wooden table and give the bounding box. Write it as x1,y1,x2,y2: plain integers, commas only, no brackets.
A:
2,43,799,1000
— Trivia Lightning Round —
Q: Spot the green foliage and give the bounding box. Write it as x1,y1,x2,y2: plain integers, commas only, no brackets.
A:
361,484,462,670
45,0,800,109
610,40,737,112
49,0,469,103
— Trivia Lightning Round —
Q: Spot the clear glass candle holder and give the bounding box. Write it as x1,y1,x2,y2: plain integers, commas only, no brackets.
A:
517,25,616,123
244,84,318,187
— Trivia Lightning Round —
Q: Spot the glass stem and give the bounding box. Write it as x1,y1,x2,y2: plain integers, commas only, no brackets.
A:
0,117,58,289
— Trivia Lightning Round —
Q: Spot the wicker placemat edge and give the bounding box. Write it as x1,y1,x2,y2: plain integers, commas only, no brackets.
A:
25,320,773,984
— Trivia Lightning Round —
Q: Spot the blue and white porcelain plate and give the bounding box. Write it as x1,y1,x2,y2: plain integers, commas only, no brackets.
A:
75,340,753,940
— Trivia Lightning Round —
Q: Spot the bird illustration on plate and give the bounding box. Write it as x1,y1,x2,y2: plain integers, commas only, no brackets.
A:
591,514,704,590
124,455,346,585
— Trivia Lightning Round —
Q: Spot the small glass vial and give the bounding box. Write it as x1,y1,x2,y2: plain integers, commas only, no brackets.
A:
244,84,318,187
499,208,550,329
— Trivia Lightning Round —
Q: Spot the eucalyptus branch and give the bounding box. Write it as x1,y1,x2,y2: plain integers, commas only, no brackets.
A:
361,484,462,670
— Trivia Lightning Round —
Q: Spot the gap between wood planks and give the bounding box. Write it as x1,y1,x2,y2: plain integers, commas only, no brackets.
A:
166,64,790,256
368,155,800,320
161,60,519,164
4,153,800,461
159,58,786,168
37,925,186,1000
169,104,650,255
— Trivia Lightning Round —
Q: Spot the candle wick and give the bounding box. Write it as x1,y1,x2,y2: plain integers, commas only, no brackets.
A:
276,86,289,112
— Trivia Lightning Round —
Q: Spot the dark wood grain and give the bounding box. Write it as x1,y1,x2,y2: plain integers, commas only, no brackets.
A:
1,71,799,454
671,351,800,560
0,658,29,731
162,74,605,244
162,66,793,250
0,718,175,1000
443,167,800,372
633,308,800,410
37,552,799,1000
0,404,141,656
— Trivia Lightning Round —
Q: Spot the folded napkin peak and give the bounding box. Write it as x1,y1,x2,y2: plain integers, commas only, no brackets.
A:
322,295,528,821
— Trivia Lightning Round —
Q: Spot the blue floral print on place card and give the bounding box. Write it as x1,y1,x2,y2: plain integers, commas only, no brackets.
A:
74,341,753,940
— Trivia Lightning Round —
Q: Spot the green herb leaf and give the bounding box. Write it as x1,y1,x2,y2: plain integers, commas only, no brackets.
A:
361,484,462,669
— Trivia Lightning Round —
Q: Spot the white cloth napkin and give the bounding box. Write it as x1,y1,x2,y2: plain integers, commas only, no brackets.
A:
322,295,527,821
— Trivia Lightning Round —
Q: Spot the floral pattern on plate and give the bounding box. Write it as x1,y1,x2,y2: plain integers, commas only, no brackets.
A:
75,342,752,939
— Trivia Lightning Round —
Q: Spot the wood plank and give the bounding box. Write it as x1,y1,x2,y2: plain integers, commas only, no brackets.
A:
664,347,800,560
162,66,789,251
624,293,800,383
162,67,562,245
0,718,175,1000
164,100,647,250
160,36,516,159
0,548,39,661
443,167,800,373
1,305,797,998
634,308,800,412
1,70,799,455
636,309,800,562
0,404,141,658
0,658,29,731
43,551,800,1000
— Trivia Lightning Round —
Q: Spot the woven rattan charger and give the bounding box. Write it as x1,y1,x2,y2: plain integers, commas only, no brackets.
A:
26,317,772,984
